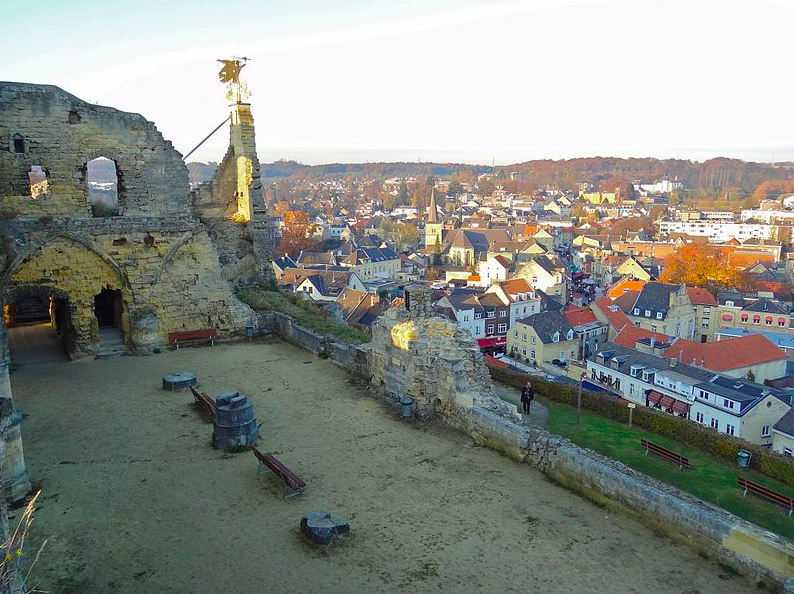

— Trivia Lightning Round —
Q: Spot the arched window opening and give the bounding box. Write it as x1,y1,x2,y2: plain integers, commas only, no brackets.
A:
86,157,120,217
28,166,50,199
12,134,25,154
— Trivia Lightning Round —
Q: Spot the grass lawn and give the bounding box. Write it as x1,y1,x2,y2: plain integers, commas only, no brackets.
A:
237,288,371,344
542,397,794,541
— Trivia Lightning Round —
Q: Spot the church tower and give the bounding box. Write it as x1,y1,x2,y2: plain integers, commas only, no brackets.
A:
424,188,444,249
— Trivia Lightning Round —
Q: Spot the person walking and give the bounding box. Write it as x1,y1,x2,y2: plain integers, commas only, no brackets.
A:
520,381,534,415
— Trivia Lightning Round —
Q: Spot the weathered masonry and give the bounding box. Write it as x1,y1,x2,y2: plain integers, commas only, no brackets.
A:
0,82,268,358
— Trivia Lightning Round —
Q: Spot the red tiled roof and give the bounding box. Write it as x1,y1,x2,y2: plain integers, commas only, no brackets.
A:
492,254,510,268
564,305,597,327
592,297,632,331
607,279,646,299
686,287,717,306
484,355,508,368
613,325,670,349
663,334,787,371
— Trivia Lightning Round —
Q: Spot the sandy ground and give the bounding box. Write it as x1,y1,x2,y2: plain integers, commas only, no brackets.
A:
9,340,754,594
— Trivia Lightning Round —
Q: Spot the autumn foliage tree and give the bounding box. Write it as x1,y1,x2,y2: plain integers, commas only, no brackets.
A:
279,210,318,258
660,244,750,294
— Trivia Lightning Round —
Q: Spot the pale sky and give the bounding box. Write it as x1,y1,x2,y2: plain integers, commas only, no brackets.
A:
5,0,794,165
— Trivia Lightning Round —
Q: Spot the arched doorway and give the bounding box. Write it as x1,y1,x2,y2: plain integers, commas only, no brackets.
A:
94,288,125,356
4,288,73,364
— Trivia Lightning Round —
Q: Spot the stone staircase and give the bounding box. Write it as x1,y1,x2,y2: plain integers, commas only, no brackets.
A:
96,327,126,359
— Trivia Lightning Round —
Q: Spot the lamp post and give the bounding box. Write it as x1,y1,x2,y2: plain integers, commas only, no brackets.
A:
577,372,586,427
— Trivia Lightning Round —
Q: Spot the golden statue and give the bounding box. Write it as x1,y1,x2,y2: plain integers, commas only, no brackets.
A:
217,56,251,103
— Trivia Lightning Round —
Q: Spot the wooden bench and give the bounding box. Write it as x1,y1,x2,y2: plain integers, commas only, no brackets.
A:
253,447,306,498
738,476,794,516
189,386,215,420
641,438,691,470
168,328,217,350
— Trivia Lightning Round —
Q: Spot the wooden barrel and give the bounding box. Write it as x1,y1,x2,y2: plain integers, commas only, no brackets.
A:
212,392,258,450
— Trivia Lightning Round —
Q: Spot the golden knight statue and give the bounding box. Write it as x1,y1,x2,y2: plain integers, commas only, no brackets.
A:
217,56,251,103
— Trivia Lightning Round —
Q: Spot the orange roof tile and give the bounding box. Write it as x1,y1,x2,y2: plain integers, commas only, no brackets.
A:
685,287,717,306
564,305,597,327
492,255,510,268
613,325,670,348
607,279,646,299
592,297,632,331
663,334,786,371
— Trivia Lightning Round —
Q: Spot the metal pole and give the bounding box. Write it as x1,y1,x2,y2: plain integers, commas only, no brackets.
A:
182,116,231,161
577,372,584,427
629,407,633,428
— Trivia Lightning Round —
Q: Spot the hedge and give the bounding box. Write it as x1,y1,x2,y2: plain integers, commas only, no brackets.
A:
488,363,794,489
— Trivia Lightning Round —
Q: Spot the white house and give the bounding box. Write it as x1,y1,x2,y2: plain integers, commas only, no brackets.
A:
477,254,511,286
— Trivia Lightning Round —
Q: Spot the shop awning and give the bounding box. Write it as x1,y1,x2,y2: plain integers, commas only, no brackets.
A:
647,390,663,405
477,336,506,348
660,395,676,409
721,314,733,321
671,400,689,414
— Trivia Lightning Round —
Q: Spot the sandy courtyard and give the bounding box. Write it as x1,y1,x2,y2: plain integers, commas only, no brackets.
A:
10,340,752,593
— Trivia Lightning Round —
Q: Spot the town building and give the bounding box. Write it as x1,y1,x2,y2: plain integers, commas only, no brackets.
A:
615,282,695,340
508,310,577,368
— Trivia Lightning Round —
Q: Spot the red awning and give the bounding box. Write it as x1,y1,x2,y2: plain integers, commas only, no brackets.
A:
478,336,507,348
660,395,676,409
647,390,663,405
766,316,773,323
671,400,689,414
721,314,733,321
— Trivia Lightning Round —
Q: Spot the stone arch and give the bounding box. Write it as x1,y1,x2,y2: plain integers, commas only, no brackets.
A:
1,232,131,291
2,234,133,358
151,231,198,284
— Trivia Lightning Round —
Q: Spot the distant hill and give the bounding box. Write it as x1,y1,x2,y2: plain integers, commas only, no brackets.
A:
185,157,794,202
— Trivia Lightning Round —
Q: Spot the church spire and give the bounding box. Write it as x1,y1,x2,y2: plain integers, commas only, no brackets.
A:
427,188,439,223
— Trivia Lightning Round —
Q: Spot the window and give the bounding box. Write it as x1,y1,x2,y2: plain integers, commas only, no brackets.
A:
12,133,24,154
634,308,640,315
722,398,734,410
86,156,121,217
531,336,535,344
530,350,536,359
522,347,527,356
656,312,662,319
629,384,635,395
463,315,469,322
522,333,527,342
784,447,793,457
498,323,507,333
487,325,494,333
487,311,495,318
710,418,719,430
474,312,482,319
762,425,771,438
726,423,735,436
779,318,786,327
741,314,748,322
552,332,560,342
765,316,773,326
696,412,704,424
753,315,760,324
499,310,506,317
28,165,50,199
514,331,518,338
725,300,734,307
645,310,651,317
702,319,709,328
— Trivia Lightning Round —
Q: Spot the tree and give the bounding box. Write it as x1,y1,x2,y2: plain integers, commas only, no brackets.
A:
279,210,318,258
397,222,418,250
447,181,464,197
425,267,440,281
660,244,751,294
477,178,495,197
609,217,654,237
397,181,410,205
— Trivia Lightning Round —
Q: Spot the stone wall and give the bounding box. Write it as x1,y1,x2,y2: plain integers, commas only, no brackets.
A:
0,82,256,358
268,292,794,590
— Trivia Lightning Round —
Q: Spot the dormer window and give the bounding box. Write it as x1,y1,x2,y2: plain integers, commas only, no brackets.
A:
656,312,662,319
645,310,651,317
725,300,734,307
552,332,560,342
634,308,640,315
566,330,574,340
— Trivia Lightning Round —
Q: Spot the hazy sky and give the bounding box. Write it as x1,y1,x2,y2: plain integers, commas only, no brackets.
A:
5,0,794,165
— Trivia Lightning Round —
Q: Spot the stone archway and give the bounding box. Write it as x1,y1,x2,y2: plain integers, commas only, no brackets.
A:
3,235,132,358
